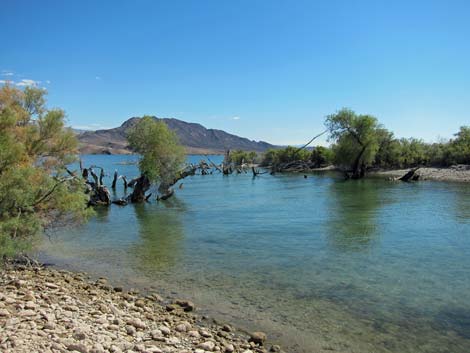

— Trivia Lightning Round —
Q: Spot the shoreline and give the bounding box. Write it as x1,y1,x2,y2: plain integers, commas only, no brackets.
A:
0,263,282,353
370,166,470,183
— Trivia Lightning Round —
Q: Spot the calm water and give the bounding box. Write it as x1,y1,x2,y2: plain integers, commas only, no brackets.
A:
38,155,470,353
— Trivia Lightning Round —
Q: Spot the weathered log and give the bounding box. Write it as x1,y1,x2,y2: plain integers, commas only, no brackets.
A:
157,188,174,201
99,168,105,186
111,170,118,189
88,185,111,206
252,167,268,176
112,198,128,206
399,167,420,182
130,175,151,203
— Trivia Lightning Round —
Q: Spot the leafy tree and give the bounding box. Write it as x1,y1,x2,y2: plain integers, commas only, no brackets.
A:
0,85,90,261
326,108,383,178
396,138,428,168
310,146,333,167
127,116,186,202
373,129,401,168
227,150,258,166
448,126,470,164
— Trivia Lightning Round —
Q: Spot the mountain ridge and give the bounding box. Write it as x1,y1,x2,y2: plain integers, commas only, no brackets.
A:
77,116,276,155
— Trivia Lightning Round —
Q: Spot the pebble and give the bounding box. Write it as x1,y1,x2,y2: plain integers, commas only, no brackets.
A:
0,266,282,353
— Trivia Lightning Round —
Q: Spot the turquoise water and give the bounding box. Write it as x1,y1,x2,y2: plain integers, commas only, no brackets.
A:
38,155,470,353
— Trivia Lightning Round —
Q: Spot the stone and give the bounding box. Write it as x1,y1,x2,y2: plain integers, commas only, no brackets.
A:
200,329,212,338
150,329,163,339
159,325,171,336
224,344,235,353
0,309,10,317
73,329,87,341
174,299,195,312
222,324,232,332
67,343,88,353
269,345,281,352
45,282,59,290
188,330,200,338
127,318,146,330
126,325,137,336
175,323,187,332
249,332,267,345
25,301,37,309
135,299,146,308
19,310,36,317
198,341,215,351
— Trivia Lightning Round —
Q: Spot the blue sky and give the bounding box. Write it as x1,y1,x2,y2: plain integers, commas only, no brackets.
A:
1,0,469,145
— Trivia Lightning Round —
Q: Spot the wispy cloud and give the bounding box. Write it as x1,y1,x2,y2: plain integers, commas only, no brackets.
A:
72,123,113,131
45,80,51,84
232,116,240,120
16,79,40,87
95,76,101,80
1,70,14,77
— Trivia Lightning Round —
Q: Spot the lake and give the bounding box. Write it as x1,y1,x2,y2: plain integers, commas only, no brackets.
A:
37,154,470,353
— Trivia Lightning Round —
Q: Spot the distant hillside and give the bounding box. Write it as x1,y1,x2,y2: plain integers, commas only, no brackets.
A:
77,117,276,155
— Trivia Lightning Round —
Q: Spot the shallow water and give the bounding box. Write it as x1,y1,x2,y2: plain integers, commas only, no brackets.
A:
38,154,470,353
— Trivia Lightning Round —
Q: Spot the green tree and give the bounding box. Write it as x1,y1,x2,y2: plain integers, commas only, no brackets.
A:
373,129,401,168
448,126,470,164
326,108,383,178
310,146,333,167
0,85,90,261
127,116,186,202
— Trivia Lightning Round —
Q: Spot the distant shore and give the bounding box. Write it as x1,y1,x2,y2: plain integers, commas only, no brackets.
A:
0,264,281,353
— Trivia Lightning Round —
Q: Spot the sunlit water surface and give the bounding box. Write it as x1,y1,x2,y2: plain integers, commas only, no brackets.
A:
38,155,470,353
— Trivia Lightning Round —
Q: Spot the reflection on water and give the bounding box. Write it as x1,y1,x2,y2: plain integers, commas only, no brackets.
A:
326,179,384,251
453,183,470,224
132,201,185,272
94,205,111,223
38,155,470,353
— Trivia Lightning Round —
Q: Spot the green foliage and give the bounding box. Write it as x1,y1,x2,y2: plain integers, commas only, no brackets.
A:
310,146,333,167
326,108,382,175
0,85,91,261
228,150,258,166
261,146,310,167
447,126,470,165
127,116,186,185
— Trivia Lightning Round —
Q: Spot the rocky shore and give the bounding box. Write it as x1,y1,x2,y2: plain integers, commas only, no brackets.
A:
0,265,283,353
373,165,470,183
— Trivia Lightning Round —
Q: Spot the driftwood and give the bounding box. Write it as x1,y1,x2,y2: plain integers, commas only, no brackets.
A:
399,167,420,182
252,167,268,177
157,189,174,201
111,170,118,189
111,198,128,206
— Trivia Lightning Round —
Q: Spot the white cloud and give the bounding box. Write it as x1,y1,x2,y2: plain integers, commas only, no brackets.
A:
16,79,40,87
0,79,15,85
46,80,51,84
232,116,240,120
72,123,113,131
1,70,14,77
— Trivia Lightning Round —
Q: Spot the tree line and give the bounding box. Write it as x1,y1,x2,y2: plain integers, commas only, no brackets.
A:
260,108,470,178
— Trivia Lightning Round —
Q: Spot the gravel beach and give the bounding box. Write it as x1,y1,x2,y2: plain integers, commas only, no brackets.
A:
0,265,282,353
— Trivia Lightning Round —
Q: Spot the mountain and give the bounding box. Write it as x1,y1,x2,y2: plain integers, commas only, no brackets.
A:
77,117,276,155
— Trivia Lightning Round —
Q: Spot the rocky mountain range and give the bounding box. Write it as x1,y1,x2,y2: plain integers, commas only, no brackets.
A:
77,117,276,155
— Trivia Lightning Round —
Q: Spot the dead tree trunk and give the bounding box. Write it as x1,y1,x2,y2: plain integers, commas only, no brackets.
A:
130,175,151,203
399,167,420,182
111,170,118,189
